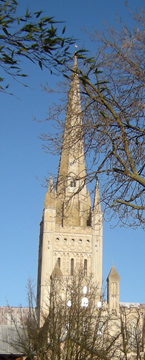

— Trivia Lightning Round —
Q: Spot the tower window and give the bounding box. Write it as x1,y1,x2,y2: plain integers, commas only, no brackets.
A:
56,237,59,241
71,258,74,276
86,239,90,243
57,258,61,268
84,259,87,276
70,180,76,187
79,239,82,243
64,238,67,241
72,238,75,242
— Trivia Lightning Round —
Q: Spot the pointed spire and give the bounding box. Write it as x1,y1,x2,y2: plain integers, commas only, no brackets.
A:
55,56,91,227
93,181,101,212
51,262,63,278
57,55,85,186
107,264,120,281
44,176,55,208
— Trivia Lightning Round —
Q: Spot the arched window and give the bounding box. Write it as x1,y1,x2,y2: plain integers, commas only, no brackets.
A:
112,282,117,309
84,259,87,276
57,258,61,268
71,258,74,276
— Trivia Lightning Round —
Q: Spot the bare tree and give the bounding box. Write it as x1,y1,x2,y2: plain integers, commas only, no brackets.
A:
8,271,120,360
119,304,145,360
42,5,145,229
5,273,145,360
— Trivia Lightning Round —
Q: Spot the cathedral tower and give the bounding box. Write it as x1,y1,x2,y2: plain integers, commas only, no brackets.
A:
37,56,103,319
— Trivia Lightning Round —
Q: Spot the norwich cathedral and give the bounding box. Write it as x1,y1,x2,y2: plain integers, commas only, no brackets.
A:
0,57,145,360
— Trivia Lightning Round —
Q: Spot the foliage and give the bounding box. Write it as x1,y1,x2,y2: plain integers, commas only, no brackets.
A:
0,0,74,91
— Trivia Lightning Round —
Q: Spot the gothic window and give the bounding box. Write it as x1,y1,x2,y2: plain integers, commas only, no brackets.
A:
64,238,67,241
112,282,117,309
71,258,74,276
56,237,59,241
79,239,82,243
86,239,90,243
84,259,87,276
57,257,61,268
72,238,75,242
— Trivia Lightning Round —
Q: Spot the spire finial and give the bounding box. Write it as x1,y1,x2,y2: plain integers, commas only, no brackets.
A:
73,45,78,69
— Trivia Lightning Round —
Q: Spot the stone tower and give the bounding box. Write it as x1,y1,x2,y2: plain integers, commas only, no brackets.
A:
37,56,103,319
107,264,120,315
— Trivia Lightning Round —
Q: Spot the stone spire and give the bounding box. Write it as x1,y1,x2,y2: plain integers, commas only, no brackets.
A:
51,262,63,278
93,181,101,213
107,264,120,281
56,55,85,190
44,176,55,208
55,55,90,227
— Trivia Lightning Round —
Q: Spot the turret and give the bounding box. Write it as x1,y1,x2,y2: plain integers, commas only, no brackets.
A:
107,264,120,315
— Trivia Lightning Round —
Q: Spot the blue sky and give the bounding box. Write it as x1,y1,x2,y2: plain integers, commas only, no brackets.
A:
0,0,145,307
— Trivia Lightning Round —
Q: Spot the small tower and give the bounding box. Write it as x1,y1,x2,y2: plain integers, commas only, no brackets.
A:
107,265,120,315
37,56,103,321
